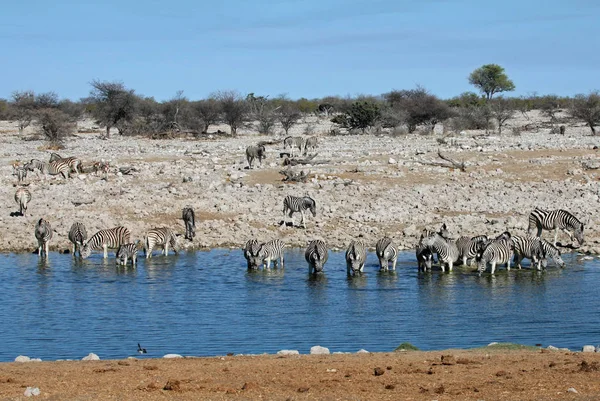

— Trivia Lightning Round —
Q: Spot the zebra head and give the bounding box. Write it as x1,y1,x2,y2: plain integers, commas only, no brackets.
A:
417,247,433,271
438,223,450,238
80,243,92,259
574,223,585,246
305,197,316,217
345,241,362,274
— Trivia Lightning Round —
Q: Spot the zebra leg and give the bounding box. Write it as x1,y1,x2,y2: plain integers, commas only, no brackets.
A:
164,242,169,256
554,227,559,246
45,241,49,257
391,258,397,271
506,259,511,271
440,262,445,273
103,244,108,259
264,257,272,269
491,262,496,274
301,211,306,229
448,261,453,272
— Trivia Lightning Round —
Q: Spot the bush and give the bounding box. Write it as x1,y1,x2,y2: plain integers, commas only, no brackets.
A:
36,108,75,144
570,91,600,135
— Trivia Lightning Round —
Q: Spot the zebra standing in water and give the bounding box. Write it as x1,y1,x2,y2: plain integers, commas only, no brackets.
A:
49,152,82,174
14,187,31,216
116,241,140,266
345,240,367,275
303,136,318,155
416,223,450,270
145,228,178,258
253,239,285,269
182,206,196,241
68,222,87,257
528,208,585,247
376,237,398,271
281,195,316,229
455,235,488,266
243,239,262,269
420,232,460,272
245,145,266,169
305,240,328,274
477,232,513,275
35,218,53,257
283,136,304,156
538,239,566,269
81,226,131,259
512,235,566,270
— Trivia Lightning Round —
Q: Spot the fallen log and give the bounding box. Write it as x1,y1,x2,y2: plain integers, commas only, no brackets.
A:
279,169,308,182
416,150,466,172
283,153,330,166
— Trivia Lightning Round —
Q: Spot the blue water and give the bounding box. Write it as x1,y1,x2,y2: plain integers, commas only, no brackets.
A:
0,249,599,361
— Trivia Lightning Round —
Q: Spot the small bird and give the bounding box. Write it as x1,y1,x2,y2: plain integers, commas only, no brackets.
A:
137,343,147,354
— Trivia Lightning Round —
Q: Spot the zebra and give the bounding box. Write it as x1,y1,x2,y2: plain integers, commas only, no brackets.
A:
116,241,140,266
303,136,318,155
346,240,367,275
477,232,514,275
182,206,196,241
253,239,285,269
416,245,434,271
23,159,46,176
376,237,397,271
68,222,87,257
243,239,262,269
25,159,70,179
245,145,266,169
281,195,317,229
538,239,566,269
48,152,82,174
305,240,328,274
14,187,31,216
455,235,488,266
34,218,53,257
145,228,178,258
12,164,27,183
81,226,131,259
283,136,304,156
511,235,545,270
420,232,460,272
528,208,585,247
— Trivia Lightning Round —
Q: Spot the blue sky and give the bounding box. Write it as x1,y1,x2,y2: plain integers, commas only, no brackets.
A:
1,0,598,101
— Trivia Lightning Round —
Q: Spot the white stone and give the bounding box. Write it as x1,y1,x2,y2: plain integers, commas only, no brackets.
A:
310,346,330,355
277,350,300,356
30,358,42,362
82,353,100,361
487,342,498,347
24,387,40,397
15,355,30,362
567,387,578,393
582,345,595,352
356,349,369,354
546,345,559,351
388,158,396,164
163,354,184,359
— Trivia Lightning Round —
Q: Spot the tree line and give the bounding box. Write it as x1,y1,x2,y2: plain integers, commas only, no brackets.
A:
0,64,599,145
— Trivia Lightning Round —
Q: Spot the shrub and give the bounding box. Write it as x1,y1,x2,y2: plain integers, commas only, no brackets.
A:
36,108,75,144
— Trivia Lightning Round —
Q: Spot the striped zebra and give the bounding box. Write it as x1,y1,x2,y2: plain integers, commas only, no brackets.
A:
145,228,178,258
346,240,367,275
49,152,82,174
14,187,31,216
303,136,318,155
25,159,70,179
243,239,262,269
477,232,513,275
455,235,488,266
420,232,460,272
245,145,266,169
12,164,27,183
538,239,566,269
305,240,328,274
281,195,317,229
116,241,140,266
416,245,434,271
68,222,87,257
283,136,304,156
23,159,46,176
512,236,566,270
34,218,53,257
528,208,585,246
182,206,196,241
376,237,398,271
254,239,285,269
81,226,131,259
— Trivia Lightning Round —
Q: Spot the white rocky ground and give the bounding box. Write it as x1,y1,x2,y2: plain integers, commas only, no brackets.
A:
2,110,600,257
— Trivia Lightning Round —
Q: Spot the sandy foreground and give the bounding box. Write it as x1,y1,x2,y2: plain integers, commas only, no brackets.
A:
2,349,600,400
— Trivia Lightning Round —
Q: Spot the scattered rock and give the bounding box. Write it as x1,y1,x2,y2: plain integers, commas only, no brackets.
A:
582,345,596,353
163,354,183,359
356,349,369,354
24,387,40,397
82,353,100,361
567,387,578,393
310,346,330,355
15,355,31,363
163,380,181,391
441,355,456,365
373,367,385,376
241,382,259,390
326,369,337,373
297,387,310,393
277,350,300,356
546,345,559,351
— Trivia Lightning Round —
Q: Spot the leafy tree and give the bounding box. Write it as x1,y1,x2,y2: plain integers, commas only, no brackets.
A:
295,98,318,115
570,91,600,135
89,80,138,138
213,90,247,135
446,91,484,108
191,98,221,133
468,64,515,100
385,87,452,133
346,100,381,133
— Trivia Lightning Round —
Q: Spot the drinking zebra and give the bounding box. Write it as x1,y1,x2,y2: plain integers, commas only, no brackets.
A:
477,232,513,275
420,232,460,272
283,136,304,156
243,239,262,269
12,164,27,183
182,206,196,241
81,226,131,259
512,235,565,270
528,208,585,247
455,235,488,266
48,152,82,174
303,136,318,155
68,222,87,257
254,239,285,269
145,227,178,258
116,241,140,266
538,239,566,269
281,195,317,229
35,218,53,257
416,245,434,271
375,237,398,271
305,240,328,274
345,240,367,275
245,145,266,169
14,187,31,216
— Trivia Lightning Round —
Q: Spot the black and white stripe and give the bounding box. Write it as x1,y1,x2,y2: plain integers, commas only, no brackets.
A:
455,235,488,266
254,239,285,269
303,136,318,155
511,235,545,270
538,239,566,269
116,241,140,266
346,240,367,275
68,222,87,257
528,208,585,246
23,159,46,175
305,240,328,274
416,245,434,271
477,232,513,274
182,206,196,241
245,145,266,169
81,226,131,259
14,187,31,216
13,165,27,183
283,136,304,156
34,218,53,257
282,195,317,229
145,227,178,258
420,232,460,272
376,237,398,271
243,239,262,269
49,152,82,174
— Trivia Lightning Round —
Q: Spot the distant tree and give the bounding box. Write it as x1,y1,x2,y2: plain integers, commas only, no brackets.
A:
385,87,453,133
213,90,247,135
570,91,600,135
89,80,138,138
538,95,562,127
57,99,85,120
36,108,75,144
468,64,515,100
0,98,8,120
345,100,381,133
10,90,36,134
446,91,485,108
489,97,514,134
191,98,221,133
277,101,302,135
35,92,59,108
295,98,318,115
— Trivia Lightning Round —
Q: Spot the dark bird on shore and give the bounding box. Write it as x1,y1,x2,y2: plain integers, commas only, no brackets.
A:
138,343,147,354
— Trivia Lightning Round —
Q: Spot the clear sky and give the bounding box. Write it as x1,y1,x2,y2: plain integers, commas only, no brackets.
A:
1,0,598,101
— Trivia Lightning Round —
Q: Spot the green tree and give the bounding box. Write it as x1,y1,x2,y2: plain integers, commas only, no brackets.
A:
346,100,381,133
385,87,452,133
468,64,515,100
89,80,138,138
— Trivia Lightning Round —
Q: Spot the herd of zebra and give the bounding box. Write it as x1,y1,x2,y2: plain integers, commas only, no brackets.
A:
245,135,319,168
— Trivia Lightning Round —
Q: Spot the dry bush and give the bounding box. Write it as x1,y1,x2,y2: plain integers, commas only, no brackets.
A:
36,108,75,144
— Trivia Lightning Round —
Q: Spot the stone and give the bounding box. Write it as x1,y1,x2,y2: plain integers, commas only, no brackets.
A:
277,350,300,356
546,345,559,351
388,158,396,164
310,346,330,355
373,367,385,376
15,355,30,362
82,353,100,361
24,387,40,397
582,345,595,353
163,354,184,359
567,387,578,393
356,349,369,354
